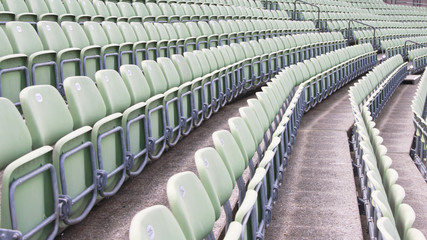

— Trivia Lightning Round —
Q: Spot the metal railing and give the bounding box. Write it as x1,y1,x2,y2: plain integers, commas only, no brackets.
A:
293,0,321,30
347,20,377,50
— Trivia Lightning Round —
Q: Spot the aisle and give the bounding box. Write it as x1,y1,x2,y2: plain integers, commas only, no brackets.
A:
265,85,363,239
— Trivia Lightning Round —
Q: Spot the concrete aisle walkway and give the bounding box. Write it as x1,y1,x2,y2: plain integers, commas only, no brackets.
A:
265,85,363,239
374,84,427,236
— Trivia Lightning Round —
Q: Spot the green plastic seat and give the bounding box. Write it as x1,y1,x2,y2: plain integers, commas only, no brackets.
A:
45,0,76,22
2,0,37,23
37,21,82,83
239,106,265,147
102,21,134,66
377,217,401,240
396,203,415,240
106,1,127,22
92,0,118,22
61,21,102,80
0,146,58,240
406,228,426,240
228,117,258,173
0,97,32,170
195,147,234,224
388,184,405,216
26,0,58,22
372,190,396,225
6,22,58,89
20,84,97,225
83,21,120,71
79,0,105,22
117,2,142,23
0,27,28,106
167,171,216,240
132,2,155,23
129,205,186,240
63,0,92,23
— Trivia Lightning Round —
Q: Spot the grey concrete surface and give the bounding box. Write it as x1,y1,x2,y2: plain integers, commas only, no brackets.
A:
374,84,427,237
56,93,256,240
265,85,363,240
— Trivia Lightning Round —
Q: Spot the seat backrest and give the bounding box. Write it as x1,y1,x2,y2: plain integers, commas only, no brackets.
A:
120,65,151,104
247,98,271,133
198,21,213,35
377,217,401,240
176,52,198,81
159,3,174,16
146,2,163,17
0,27,14,57
195,147,234,220
37,21,71,52
93,0,110,16
157,57,183,88
63,0,84,16
102,21,125,44
132,2,150,17
84,21,110,46
406,228,425,240
20,85,74,148
372,190,396,225
167,171,216,240
63,76,107,128
26,0,51,16
117,2,136,18
185,21,202,37
106,1,122,17
192,50,211,76
0,98,32,170
143,22,161,41
79,0,98,16
212,130,247,180
117,22,137,43
2,0,29,15
5,22,44,55
131,22,150,41
228,117,257,160
388,184,405,216
239,106,264,145
45,0,67,15
61,21,91,49
129,205,186,240
173,22,191,39
396,203,415,240
141,60,168,95
95,70,132,114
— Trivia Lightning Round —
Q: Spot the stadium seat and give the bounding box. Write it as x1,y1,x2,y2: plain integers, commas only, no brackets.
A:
26,0,58,22
6,22,58,90
2,0,37,23
129,205,186,240
45,0,76,22
63,0,93,23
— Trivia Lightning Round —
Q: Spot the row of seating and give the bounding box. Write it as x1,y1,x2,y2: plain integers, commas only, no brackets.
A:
0,24,348,237
349,55,423,240
92,0,263,8
410,70,427,182
129,42,377,240
353,29,427,46
409,48,427,73
0,0,289,24
382,37,427,58
0,19,323,106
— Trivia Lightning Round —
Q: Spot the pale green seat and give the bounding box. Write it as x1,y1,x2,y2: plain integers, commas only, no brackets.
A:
388,184,405,216
406,228,426,240
2,0,37,23
45,0,76,22
146,2,168,23
119,22,155,67
83,21,120,71
143,58,182,147
198,21,218,47
117,2,142,23
195,147,235,227
234,189,259,240
0,146,58,240
6,22,58,89
37,21,82,83
167,171,216,240
92,0,118,22
166,54,194,135
129,205,186,240
396,204,415,240
61,21,102,80
212,130,248,203
0,27,28,106
239,106,265,148
158,3,179,23
20,84,97,225
143,22,170,59
377,217,401,240
101,21,134,66
372,190,396,225
106,1,127,22
140,60,168,158
186,21,209,50
25,0,58,22
173,22,197,53
79,0,104,23
0,97,32,170
228,117,258,175
132,2,155,23
63,0,92,23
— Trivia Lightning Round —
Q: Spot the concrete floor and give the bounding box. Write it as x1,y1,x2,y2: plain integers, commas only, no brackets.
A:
374,84,427,237
264,85,363,240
